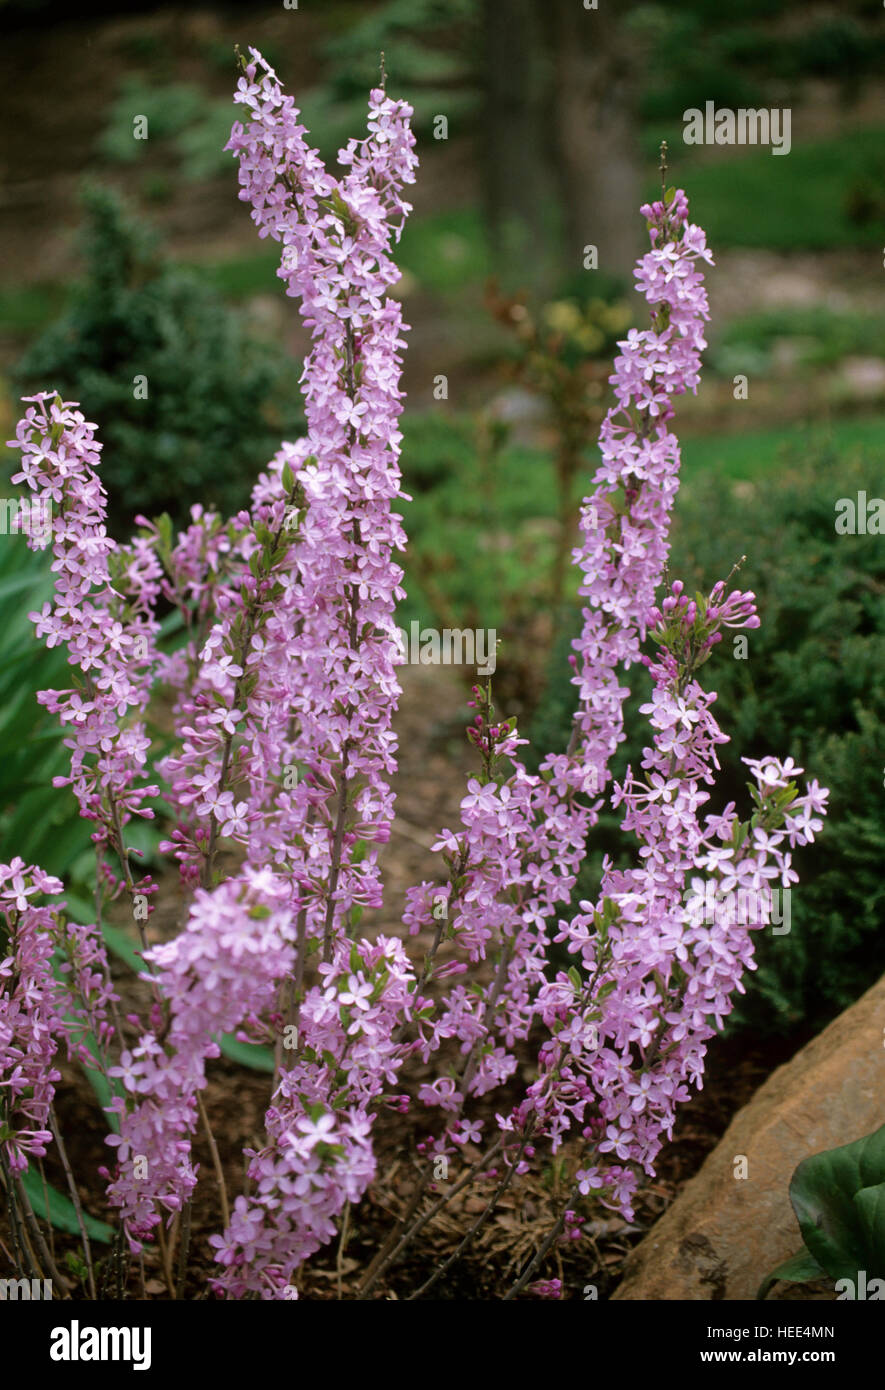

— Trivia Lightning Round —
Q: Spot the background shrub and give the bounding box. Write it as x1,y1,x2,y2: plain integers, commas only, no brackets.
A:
14,186,302,536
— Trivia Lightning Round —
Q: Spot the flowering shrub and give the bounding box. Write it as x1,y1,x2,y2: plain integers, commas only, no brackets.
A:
0,48,828,1300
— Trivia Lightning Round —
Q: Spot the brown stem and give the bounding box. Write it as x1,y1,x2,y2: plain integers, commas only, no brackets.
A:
336,1201,350,1300
502,1180,580,1299
49,1108,97,1299
156,1221,175,1298
0,1147,38,1281
357,1134,505,1300
198,1092,230,1229
14,1177,72,1296
322,746,351,963
408,1128,532,1300
174,1198,192,1299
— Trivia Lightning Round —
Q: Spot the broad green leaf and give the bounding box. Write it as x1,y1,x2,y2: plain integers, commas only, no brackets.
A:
853,1182,885,1276
789,1121,885,1281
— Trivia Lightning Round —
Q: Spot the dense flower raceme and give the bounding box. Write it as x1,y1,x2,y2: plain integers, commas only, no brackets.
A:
106,52,421,1268
8,393,161,894
98,49,421,1255
398,194,720,1142
103,869,297,1241
201,54,421,1291
2,49,830,1296
156,50,418,933
225,49,416,922
534,590,828,1218
396,193,827,1221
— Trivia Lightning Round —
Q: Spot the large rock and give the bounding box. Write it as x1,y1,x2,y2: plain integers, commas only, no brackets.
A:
613,974,885,1300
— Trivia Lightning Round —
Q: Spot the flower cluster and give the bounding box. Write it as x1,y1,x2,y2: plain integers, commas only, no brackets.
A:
210,933,415,1297
103,869,297,1244
0,862,65,1171
0,860,115,1174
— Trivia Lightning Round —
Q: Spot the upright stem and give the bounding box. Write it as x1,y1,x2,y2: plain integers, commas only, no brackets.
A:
357,1135,505,1299
174,1199,192,1299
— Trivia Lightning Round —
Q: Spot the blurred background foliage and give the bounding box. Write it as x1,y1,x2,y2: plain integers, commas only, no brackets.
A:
14,186,303,534
1,0,883,1038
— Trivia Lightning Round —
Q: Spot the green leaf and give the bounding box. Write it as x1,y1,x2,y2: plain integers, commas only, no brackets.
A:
63,893,99,926
215,1033,275,1073
756,1245,825,1300
80,1057,120,1132
789,1121,885,1281
854,1182,885,1271
20,1165,114,1244
59,1011,121,1134
101,922,151,977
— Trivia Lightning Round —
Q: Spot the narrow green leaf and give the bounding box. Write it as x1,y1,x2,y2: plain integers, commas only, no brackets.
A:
756,1245,825,1301
20,1165,114,1244
101,923,152,976
215,1033,275,1073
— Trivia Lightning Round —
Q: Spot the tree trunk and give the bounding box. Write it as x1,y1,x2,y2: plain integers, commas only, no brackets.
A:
481,0,556,286
546,0,642,284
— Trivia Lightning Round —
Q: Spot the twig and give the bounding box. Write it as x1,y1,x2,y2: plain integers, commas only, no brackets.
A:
1,1150,42,1283
49,1108,97,1299
336,1202,350,1300
502,1181,580,1299
198,1092,230,1228
156,1221,175,1298
357,1135,505,1299
408,1126,533,1300
174,1199,192,1299
14,1176,72,1296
